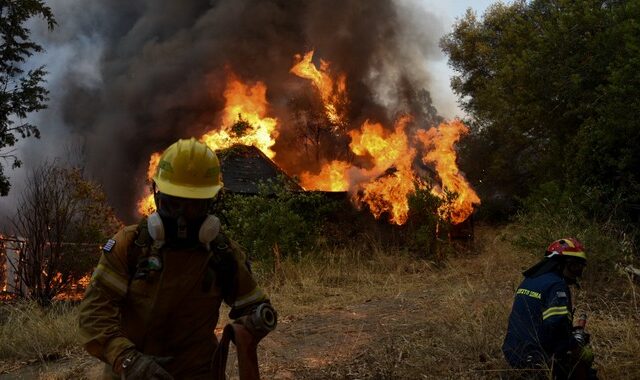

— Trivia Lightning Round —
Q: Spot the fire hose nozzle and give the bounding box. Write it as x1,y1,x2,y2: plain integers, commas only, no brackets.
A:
238,303,277,339
252,303,277,332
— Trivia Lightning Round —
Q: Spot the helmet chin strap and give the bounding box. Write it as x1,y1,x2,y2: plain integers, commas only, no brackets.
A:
147,211,220,250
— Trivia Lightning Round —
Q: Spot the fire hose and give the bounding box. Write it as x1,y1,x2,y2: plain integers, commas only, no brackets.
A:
212,303,277,380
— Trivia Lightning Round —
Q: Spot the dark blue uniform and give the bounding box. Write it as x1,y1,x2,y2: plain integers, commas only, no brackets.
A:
503,271,574,367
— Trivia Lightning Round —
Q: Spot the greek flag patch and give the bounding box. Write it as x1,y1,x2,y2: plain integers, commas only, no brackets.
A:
103,239,116,253
556,291,567,298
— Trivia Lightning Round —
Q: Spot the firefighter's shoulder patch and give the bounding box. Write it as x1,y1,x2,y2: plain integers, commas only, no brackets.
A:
103,239,116,253
555,291,567,298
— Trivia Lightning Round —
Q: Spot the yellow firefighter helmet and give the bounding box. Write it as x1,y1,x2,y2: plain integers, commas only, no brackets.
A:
153,138,223,199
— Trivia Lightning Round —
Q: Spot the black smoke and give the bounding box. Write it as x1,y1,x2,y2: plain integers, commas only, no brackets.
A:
8,0,445,222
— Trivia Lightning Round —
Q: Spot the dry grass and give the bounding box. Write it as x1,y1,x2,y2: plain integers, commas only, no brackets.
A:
1,226,638,379
0,302,80,361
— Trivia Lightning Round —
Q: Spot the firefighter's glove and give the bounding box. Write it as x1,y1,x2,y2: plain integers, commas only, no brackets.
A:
572,329,591,346
118,350,174,380
579,345,595,366
234,303,278,341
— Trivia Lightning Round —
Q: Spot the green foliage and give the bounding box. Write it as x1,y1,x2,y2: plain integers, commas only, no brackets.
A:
442,0,640,220
511,182,637,277
0,1,56,195
218,180,338,260
571,1,640,208
407,187,447,259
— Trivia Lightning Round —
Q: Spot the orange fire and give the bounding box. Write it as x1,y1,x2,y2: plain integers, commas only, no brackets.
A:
417,120,481,224
202,74,279,158
52,273,92,301
290,50,347,127
137,153,161,215
135,52,480,225
300,160,351,191
137,74,280,216
300,117,421,224
349,118,420,224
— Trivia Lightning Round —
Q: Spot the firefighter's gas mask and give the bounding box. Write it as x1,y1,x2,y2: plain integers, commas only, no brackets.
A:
150,191,220,248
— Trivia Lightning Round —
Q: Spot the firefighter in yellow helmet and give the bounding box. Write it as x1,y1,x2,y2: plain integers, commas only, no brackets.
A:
79,138,276,379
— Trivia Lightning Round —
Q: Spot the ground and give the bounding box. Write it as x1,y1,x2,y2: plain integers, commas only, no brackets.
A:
1,226,638,379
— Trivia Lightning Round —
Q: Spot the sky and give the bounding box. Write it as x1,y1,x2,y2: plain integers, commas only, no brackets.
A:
414,0,498,118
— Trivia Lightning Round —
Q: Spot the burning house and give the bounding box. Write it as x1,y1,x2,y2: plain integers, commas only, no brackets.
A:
23,1,482,230
136,53,480,230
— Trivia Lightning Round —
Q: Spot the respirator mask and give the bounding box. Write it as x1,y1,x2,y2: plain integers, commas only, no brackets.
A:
150,191,220,248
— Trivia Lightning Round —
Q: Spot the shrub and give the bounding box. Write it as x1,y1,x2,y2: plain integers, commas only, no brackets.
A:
511,182,637,278
217,180,339,260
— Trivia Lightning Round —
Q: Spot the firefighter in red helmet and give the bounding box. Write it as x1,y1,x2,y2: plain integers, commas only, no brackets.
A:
503,238,597,379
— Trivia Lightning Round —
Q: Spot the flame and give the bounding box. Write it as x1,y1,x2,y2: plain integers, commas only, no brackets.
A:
417,120,481,224
291,50,347,127
300,160,351,191
137,74,279,216
146,153,161,181
202,74,279,157
52,273,93,301
137,153,161,216
350,118,419,225
301,117,420,224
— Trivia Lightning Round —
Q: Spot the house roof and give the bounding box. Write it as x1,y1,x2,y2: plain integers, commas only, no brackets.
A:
218,145,302,194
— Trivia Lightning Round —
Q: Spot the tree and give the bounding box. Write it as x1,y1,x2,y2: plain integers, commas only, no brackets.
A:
11,161,120,304
442,0,640,218
0,1,56,195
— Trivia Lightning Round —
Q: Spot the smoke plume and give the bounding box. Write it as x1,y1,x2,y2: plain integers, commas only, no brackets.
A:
4,0,446,223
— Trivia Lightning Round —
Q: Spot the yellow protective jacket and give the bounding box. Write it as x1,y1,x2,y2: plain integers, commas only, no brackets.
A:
78,219,267,379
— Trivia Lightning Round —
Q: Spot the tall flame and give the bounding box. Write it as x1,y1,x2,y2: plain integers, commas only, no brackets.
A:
137,74,279,216
290,50,347,127
417,120,481,224
349,118,419,225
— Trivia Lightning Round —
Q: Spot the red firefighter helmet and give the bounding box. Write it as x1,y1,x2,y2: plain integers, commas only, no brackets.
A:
545,238,587,261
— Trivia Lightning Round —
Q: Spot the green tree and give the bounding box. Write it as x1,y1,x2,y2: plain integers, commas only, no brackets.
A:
571,1,640,213
0,1,55,195
442,0,640,218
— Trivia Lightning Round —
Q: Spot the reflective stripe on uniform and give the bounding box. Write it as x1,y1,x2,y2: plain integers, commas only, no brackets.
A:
233,287,266,309
92,263,128,296
542,305,570,320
